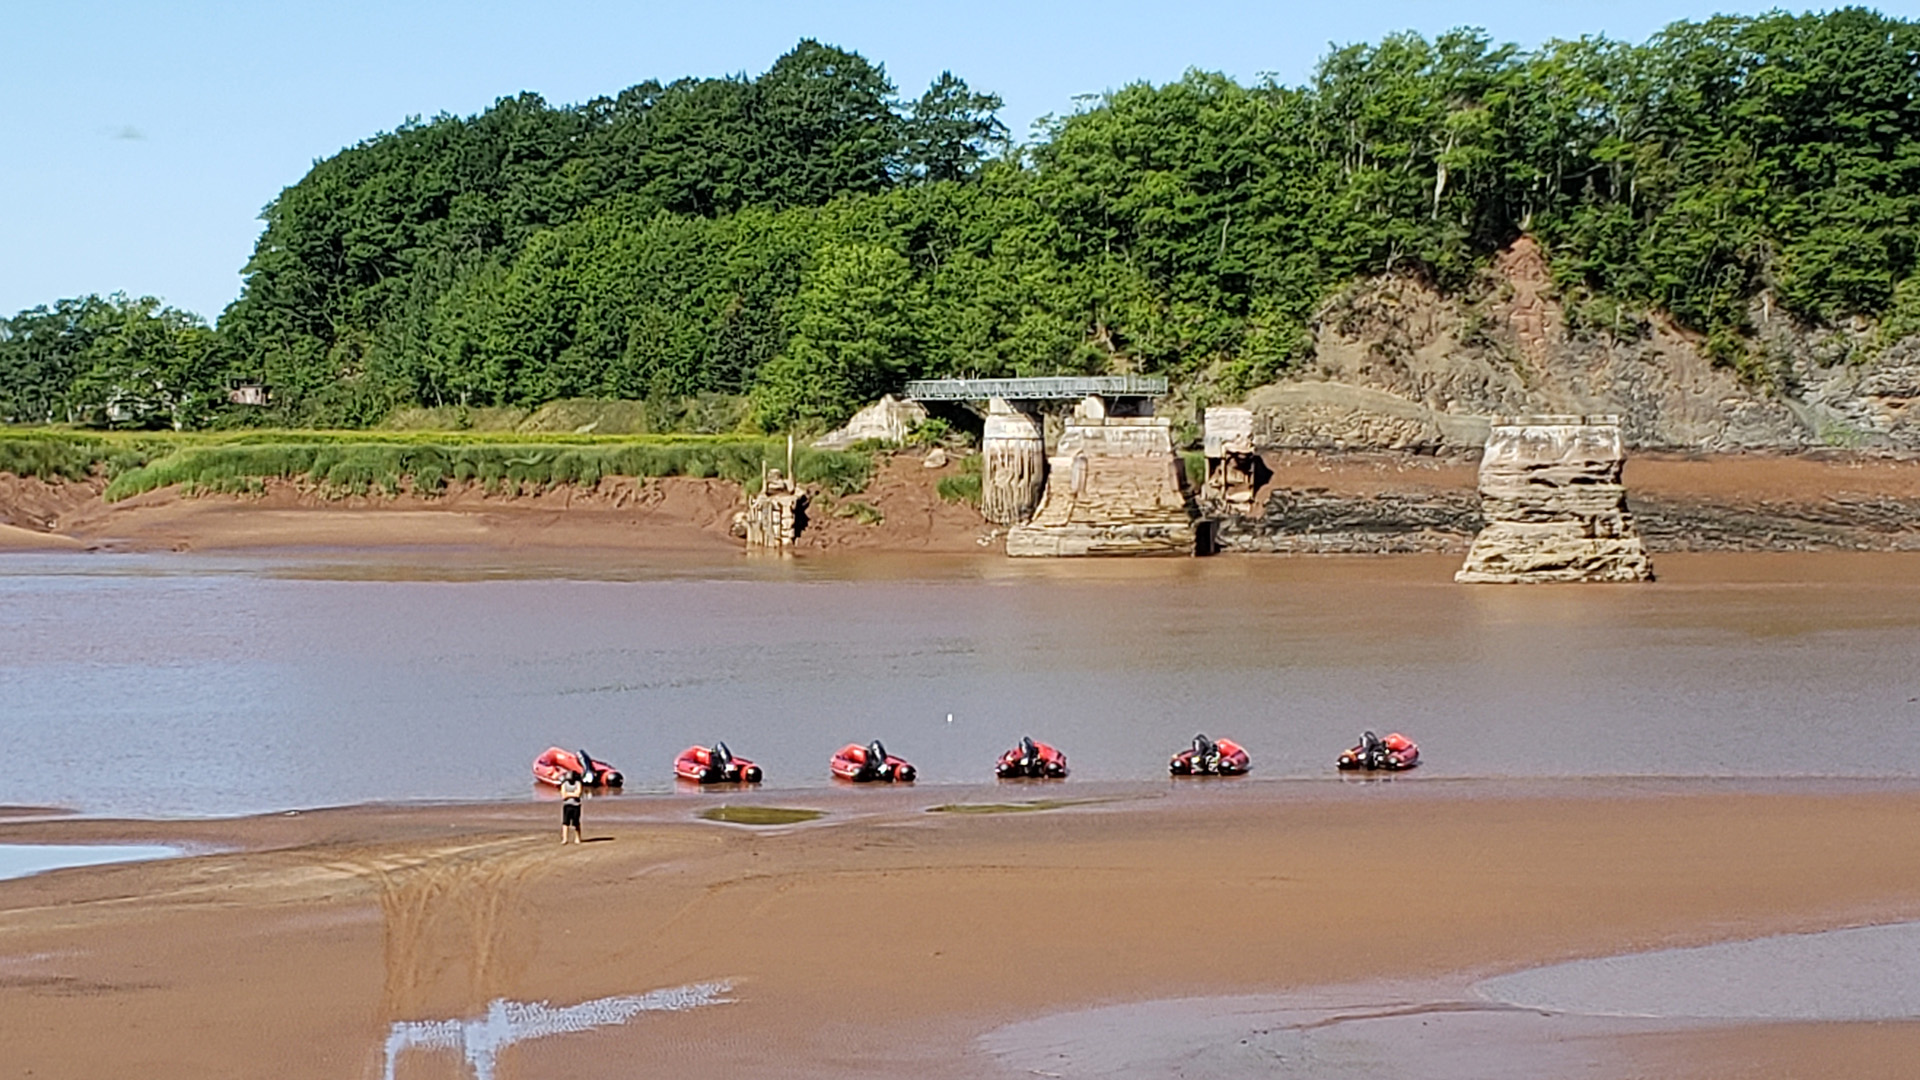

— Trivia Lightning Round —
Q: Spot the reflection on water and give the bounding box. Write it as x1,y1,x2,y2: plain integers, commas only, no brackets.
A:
5,551,1920,816
0,843,180,881
383,982,732,1080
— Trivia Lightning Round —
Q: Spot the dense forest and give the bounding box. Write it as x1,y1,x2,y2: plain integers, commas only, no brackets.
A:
6,11,1920,431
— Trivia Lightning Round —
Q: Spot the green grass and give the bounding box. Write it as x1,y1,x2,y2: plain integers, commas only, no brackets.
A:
381,395,749,436
1182,450,1207,491
935,454,983,507
697,806,824,826
832,500,884,525
0,428,873,501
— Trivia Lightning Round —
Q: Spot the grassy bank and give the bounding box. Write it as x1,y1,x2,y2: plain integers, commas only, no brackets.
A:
0,429,871,501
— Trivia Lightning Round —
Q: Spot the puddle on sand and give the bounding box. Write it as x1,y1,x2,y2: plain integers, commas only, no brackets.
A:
0,844,181,882
927,797,1120,815
982,986,1668,1080
986,922,1920,1079
384,981,731,1080
1476,921,1920,1020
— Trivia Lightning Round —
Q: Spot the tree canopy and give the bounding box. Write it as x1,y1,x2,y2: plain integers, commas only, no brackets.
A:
10,13,1920,431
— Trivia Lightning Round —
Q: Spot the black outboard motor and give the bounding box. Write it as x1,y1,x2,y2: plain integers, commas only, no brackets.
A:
1020,736,1039,775
1192,733,1218,774
1360,731,1385,770
576,749,599,786
714,741,737,781
868,740,890,780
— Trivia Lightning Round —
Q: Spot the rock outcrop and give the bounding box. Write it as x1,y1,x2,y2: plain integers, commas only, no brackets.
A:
1215,487,1480,553
812,395,928,450
1006,396,1199,557
1455,417,1654,583
1240,382,1491,453
1239,236,1920,454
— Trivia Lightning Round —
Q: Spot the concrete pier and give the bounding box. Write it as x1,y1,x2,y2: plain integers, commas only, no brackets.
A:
738,469,806,549
981,398,1047,525
1456,415,1653,583
1006,396,1200,557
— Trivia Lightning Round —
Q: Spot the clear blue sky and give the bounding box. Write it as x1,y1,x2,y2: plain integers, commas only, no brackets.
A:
4,1,1912,321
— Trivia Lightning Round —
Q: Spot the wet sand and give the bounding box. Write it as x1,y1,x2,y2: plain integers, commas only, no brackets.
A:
5,781,1920,1078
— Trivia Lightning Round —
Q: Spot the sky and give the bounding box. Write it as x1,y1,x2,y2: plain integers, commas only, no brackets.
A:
4,1,1914,322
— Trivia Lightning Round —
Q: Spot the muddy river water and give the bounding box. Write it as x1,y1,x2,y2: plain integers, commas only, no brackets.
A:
3,550,1919,817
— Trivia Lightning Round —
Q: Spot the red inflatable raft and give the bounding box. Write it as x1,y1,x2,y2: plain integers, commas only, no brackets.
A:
1337,731,1420,771
675,742,763,784
1169,734,1250,776
533,747,623,787
996,736,1068,779
830,740,916,783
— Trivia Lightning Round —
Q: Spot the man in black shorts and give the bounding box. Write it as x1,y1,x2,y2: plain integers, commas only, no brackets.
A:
559,771,584,844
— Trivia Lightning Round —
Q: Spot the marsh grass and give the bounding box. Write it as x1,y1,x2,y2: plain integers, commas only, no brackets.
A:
697,806,824,826
0,430,872,501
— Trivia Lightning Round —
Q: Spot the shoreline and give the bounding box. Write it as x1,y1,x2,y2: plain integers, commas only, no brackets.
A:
6,780,1920,1077
16,770,1920,825
4,448,1920,558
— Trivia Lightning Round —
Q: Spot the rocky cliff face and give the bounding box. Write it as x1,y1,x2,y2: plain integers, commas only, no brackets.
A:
1244,237,1920,453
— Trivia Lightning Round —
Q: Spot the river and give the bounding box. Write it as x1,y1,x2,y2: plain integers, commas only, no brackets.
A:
3,550,1918,817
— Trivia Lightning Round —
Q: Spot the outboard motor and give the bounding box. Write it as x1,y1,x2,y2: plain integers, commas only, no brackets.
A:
869,740,890,780
1192,734,1217,773
577,749,598,786
1020,736,1039,775
1360,731,1384,770
714,741,736,781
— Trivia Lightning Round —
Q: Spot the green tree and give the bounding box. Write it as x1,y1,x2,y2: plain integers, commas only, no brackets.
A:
66,296,224,429
0,296,115,423
903,72,1008,182
751,242,921,429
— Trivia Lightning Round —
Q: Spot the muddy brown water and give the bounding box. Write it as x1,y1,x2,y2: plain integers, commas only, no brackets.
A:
3,550,1919,817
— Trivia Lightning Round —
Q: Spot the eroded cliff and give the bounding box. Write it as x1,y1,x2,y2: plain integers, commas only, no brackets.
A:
1241,237,1920,453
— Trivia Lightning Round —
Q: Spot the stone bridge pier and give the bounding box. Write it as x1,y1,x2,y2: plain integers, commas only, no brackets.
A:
981,398,1047,525
901,377,1201,556
1456,415,1653,583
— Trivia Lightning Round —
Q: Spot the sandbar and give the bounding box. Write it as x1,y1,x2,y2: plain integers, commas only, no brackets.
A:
3,780,1919,1077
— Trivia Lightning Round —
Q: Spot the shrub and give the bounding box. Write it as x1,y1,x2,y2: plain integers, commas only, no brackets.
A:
936,454,983,507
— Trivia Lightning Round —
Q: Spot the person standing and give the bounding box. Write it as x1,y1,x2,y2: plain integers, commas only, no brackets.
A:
559,771,584,844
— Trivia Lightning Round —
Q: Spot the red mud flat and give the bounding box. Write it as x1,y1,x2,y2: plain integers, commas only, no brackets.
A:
4,781,1920,1078
0,450,1084,559
0,453,992,556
